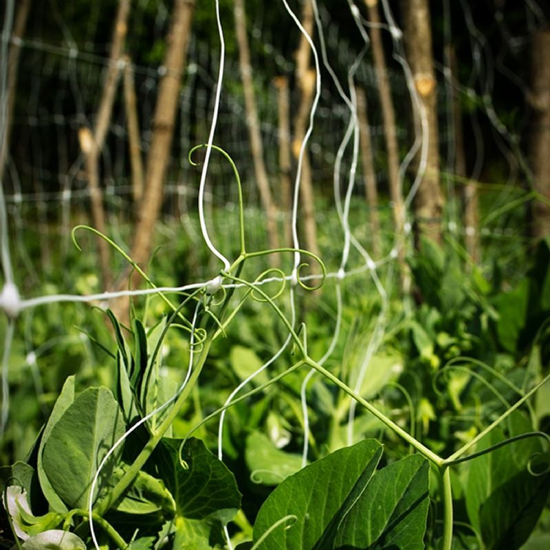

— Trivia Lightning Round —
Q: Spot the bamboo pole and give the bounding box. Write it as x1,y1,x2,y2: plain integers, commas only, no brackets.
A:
129,0,195,281
355,85,381,257
122,55,145,205
79,0,131,289
0,0,32,181
529,28,550,239
274,76,293,248
363,0,408,288
401,0,444,245
234,0,279,262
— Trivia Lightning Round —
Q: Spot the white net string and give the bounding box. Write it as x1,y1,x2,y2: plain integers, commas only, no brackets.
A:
0,1,548,546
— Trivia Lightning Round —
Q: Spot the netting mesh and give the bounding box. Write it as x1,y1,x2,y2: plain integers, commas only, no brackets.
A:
0,0,549,546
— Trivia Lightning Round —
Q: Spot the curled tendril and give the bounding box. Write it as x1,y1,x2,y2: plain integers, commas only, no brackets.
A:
251,268,287,303
207,284,227,307
148,291,203,373
528,451,550,476
188,144,246,254
296,262,323,291
434,357,524,400
176,440,190,471
432,360,513,411
245,247,327,291
250,469,285,484
71,225,197,330
444,431,550,468
249,515,297,550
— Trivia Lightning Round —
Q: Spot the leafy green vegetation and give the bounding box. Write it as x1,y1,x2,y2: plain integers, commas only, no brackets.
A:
1,184,549,548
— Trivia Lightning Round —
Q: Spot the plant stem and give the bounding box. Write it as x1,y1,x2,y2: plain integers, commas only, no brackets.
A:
98,264,245,516
305,357,443,466
72,510,128,548
440,466,453,550
96,330,214,516
446,369,550,463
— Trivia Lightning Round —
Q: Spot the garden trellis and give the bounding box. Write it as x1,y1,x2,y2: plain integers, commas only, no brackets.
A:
1,0,550,549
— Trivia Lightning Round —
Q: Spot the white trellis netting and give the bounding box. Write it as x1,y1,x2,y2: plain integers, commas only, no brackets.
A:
0,0,547,546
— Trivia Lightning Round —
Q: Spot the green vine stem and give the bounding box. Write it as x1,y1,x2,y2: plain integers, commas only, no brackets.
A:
70,510,127,549
446,369,550,464
439,467,453,550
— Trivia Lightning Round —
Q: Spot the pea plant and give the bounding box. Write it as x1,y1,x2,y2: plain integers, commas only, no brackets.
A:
2,147,550,550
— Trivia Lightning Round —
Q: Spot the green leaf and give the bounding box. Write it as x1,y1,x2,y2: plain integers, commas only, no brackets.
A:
42,386,126,509
172,516,226,549
245,432,303,485
253,441,429,549
410,321,436,364
493,278,529,353
253,440,381,548
21,530,86,549
112,465,176,516
230,345,269,386
133,318,149,392
107,309,130,370
151,437,242,547
333,455,430,549
312,446,383,549
116,351,138,424
464,412,550,549
38,376,76,513
128,537,156,550
359,351,403,399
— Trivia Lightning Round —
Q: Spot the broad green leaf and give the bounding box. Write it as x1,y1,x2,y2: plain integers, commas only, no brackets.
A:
107,309,130,370
116,351,138,424
252,439,383,548
333,455,430,549
464,412,550,549
493,278,529,353
113,465,176,516
21,530,86,549
245,432,303,485
410,321,436,364
229,345,269,386
359,351,403,399
133,318,149,388
38,376,75,513
312,446,383,549
128,537,156,550
42,386,126,509
173,516,226,549
332,403,391,451
151,437,241,547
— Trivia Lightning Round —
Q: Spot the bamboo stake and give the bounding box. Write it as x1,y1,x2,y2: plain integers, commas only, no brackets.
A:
0,0,32,181
80,0,131,289
122,55,145,205
355,85,381,257
274,76,293,248
234,0,279,263
363,0,409,289
129,0,195,282
401,0,444,245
